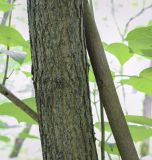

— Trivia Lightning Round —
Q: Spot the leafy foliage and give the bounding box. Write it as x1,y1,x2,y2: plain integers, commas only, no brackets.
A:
106,43,133,65
121,67,152,95
125,26,152,59
0,0,14,12
0,98,37,124
0,135,10,142
95,120,152,142
126,115,152,127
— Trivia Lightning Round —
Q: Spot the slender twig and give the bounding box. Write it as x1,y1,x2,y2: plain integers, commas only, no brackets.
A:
106,133,112,143
89,1,105,159
120,67,128,114
110,0,128,114
7,69,14,79
2,55,9,85
0,84,38,122
100,101,105,160
113,75,131,78
93,84,100,122
110,0,123,40
107,153,112,160
1,0,12,25
9,124,32,158
2,0,15,85
123,3,152,36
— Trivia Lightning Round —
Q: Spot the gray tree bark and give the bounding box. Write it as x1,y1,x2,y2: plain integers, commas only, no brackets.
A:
27,1,98,160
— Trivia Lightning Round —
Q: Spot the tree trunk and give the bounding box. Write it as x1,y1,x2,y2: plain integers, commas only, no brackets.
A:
141,62,152,156
27,1,98,160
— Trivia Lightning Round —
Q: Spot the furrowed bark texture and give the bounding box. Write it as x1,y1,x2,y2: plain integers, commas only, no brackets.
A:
27,1,98,160
84,2,139,160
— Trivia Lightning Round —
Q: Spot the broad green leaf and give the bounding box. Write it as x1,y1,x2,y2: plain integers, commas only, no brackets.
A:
126,26,152,58
126,115,152,127
22,71,32,77
95,122,110,132
140,67,152,80
99,141,119,155
0,98,37,124
0,120,10,129
106,43,133,65
121,77,152,95
0,73,3,81
139,49,152,59
0,49,26,64
148,20,152,26
121,68,152,95
0,25,29,50
95,122,152,142
129,125,152,142
0,135,10,142
0,0,14,12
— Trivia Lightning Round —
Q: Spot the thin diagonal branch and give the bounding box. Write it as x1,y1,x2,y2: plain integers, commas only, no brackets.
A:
1,0,12,25
110,0,123,40
123,3,152,36
9,124,32,158
0,84,38,122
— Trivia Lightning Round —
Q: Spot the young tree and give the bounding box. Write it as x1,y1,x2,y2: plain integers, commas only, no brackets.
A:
27,1,98,160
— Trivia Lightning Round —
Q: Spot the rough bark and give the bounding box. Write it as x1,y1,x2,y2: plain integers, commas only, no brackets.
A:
27,1,98,160
84,2,139,160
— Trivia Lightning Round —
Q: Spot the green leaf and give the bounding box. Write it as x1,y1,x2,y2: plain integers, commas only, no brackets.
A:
148,20,152,26
106,43,133,65
140,67,152,80
22,71,32,77
121,67,152,95
0,98,37,124
139,49,152,59
121,77,152,95
99,141,119,155
0,135,10,142
129,125,152,142
0,0,14,12
126,26,152,58
126,115,152,127
0,120,10,129
95,122,110,132
95,122,152,142
0,25,29,49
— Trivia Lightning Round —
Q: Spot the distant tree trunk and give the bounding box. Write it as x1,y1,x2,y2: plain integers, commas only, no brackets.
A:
27,1,98,160
140,62,152,156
